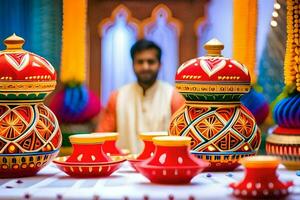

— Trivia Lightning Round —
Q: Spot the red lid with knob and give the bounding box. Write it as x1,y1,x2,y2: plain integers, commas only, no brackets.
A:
0,34,57,100
175,39,251,99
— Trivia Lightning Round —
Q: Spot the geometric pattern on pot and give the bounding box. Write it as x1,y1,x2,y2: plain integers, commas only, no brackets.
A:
169,105,261,152
0,104,61,154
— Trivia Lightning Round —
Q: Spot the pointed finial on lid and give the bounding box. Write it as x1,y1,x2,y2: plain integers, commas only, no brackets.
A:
4,33,25,50
204,38,224,57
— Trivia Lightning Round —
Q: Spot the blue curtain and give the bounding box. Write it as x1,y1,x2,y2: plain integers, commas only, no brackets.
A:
0,0,32,49
0,0,62,70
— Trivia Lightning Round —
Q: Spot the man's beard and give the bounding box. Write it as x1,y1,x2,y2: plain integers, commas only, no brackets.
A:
136,71,159,87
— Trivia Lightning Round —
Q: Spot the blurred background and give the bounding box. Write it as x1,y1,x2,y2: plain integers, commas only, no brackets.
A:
0,0,286,153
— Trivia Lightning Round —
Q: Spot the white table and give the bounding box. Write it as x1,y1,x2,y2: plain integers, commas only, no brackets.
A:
0,162,299,200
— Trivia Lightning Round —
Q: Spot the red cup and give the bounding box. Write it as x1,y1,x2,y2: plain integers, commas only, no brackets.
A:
137,131,168,160
66,134,112,163
93,132,127,156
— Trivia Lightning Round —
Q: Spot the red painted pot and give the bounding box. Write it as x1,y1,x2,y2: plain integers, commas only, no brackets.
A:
53,134,126,177
135,136,208,184
230,156,293,198
137,132,168,160
67,134,111,163
93,132,128,156
127,132,168,170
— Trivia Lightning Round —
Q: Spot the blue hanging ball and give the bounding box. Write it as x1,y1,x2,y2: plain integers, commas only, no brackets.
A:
241,88,269,124
273,93,300,128
49,85,101,123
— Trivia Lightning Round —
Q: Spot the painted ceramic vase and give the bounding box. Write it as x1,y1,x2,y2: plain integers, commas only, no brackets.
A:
230,156,293,198
0,34,62,178
266,93,300,170
169,39,261,171
135,136,208,184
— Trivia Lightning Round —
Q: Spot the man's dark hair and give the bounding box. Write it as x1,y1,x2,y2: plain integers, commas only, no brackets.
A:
130,39,161,62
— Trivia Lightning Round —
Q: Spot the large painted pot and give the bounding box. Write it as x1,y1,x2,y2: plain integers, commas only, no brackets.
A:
0,34,62,178
169,39,261,171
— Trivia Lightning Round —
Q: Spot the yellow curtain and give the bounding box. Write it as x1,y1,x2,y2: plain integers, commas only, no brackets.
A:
233,0,257,84
284,0,300,91
60,0,86,84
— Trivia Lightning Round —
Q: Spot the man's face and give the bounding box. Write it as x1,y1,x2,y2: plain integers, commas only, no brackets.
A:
133,49,160,86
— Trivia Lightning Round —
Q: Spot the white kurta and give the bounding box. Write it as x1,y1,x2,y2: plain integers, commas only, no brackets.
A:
116,81,173,154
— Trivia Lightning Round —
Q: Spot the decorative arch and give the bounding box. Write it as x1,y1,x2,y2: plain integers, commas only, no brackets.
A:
98,4,141,38
194,16,208,56
97,4,140,105
141,4,182,85
195,0,233,58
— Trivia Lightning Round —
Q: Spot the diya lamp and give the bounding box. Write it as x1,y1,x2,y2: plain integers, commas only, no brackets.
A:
127,132,168,169
135,136,209,184
230,156,293,198
169,38,261,171
93,132,129,156
0,34,62,178
53,134,126,177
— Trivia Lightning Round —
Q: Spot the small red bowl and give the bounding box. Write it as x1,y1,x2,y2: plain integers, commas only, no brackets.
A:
53,156,126,178
135,163,207,184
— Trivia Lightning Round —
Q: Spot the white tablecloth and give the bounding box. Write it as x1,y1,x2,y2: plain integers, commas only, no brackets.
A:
0,162,299,200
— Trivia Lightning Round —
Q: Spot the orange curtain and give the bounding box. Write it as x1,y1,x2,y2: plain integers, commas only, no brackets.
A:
60,0,86,84
233,0,257,84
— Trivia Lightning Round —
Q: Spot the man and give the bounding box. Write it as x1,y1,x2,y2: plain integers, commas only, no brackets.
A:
97,39,185,153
